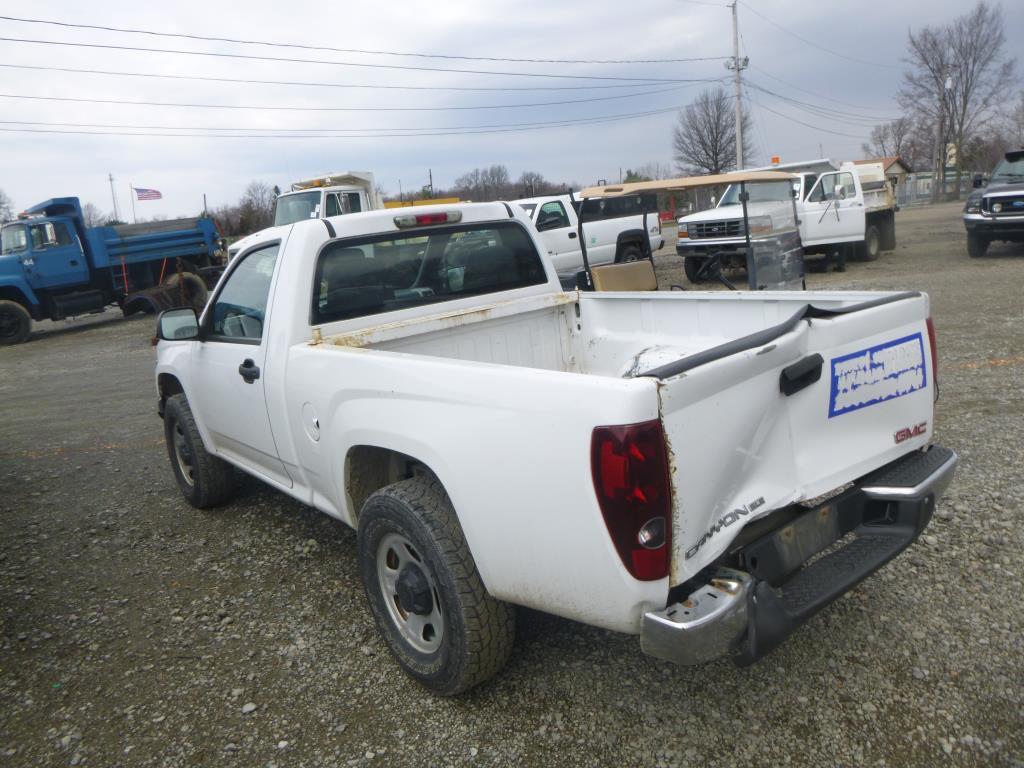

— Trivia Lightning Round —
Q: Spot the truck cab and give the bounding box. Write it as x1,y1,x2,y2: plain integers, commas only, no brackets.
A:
677,161,897,282
1,214,90,293
228,171,382,259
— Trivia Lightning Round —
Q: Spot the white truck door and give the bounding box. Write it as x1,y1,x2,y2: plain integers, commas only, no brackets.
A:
191,243,293,488
533,199,580,273
800,170,865,246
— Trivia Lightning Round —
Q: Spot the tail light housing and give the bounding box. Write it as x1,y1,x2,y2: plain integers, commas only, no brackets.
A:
926,315,939,399
591,420,672,581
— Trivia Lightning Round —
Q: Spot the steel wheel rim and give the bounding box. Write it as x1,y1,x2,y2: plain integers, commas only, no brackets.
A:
376,532,444,654
172,420,195,487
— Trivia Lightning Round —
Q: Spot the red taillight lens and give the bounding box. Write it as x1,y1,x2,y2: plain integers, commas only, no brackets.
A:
926,316,939,396
591,420,672,581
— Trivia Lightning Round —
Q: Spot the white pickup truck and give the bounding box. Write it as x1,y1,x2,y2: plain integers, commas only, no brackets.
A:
154,202,956,695
517,193,664,278
678,163,897,281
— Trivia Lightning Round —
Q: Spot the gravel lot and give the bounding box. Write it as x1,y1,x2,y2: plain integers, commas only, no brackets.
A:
1,201,1021,767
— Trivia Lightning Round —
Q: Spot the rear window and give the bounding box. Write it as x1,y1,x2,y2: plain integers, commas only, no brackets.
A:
312,221,547,324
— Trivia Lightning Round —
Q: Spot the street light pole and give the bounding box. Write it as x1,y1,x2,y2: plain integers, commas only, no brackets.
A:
727,2,749,171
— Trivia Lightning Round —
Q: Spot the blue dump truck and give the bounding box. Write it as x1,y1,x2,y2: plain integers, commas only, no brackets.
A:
0,197,223,344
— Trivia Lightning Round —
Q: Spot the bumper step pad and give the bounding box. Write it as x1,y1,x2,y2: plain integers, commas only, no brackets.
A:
734,446,957,666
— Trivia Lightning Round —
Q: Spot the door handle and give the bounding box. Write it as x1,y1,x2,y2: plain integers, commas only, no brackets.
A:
779,354,823,396
238,358,261,383
568,232,577,239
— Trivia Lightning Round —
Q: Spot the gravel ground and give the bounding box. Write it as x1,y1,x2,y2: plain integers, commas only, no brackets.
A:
1,202,1021,767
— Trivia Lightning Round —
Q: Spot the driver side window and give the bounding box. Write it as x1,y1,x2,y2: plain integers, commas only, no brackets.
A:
537,201,570,229
808,172,854,203
210,244,280,342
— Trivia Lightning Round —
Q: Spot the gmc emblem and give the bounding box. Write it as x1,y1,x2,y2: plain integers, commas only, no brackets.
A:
894,422,928,444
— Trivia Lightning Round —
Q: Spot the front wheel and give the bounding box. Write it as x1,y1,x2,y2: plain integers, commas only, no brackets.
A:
683,256,710,283
0,300,31,346
357,477,515,695
967,233,989,258
163,393,235,508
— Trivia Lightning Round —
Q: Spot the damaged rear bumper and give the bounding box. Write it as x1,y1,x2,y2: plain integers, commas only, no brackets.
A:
641,444,958,667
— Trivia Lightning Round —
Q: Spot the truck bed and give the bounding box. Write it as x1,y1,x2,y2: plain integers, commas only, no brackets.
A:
318,287,935,586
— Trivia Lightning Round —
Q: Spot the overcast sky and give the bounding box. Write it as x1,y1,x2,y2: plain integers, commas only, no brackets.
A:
1,0,1020,218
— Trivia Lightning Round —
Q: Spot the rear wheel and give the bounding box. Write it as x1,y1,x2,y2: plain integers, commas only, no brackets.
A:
163,272,209,311
967,233,989,258
0,300,31,346
615,242,644,263
858,225,881,261
357,477,515,695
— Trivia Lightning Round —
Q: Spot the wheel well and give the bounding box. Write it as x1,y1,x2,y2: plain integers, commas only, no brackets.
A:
616,230,646,249
345,446,440,520
0,287,31,311
158,373,184,401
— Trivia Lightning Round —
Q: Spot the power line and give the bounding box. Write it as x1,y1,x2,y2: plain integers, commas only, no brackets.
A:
0,62,687,92
746,81,898,124
0,104,688,139
744,93,867,139
737,2,900,70
0,36,699,83
0,84,701,112
748,63,897,112
0,15,731,65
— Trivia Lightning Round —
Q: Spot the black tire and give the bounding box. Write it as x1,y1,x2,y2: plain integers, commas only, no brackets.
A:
163,272,209,311
967,233,989,258
357,477,515,695
858,225,881,261
163,393,235,508
0,300,31,346
615,242,644,263
880,216,897,251
684,256,710,283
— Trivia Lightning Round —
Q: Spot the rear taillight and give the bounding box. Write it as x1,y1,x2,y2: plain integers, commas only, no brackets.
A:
926,316,939,397
591,420,672,581
393,211,463,228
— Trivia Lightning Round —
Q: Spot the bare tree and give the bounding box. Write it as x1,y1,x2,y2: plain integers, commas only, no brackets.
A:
899,1,1016,199
0,188,13,222
1006,91,1024,146
239,181,276,232
673,88,753,175
453,165,512,201
81,202,103,227
517,170,547,197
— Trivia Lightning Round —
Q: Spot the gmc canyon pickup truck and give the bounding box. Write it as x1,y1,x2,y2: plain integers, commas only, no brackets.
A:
154,202,956,695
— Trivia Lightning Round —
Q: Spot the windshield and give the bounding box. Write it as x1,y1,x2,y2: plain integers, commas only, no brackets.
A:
1,224,27,254
273,191,321,226
990,154,1024,184
718,181,794,207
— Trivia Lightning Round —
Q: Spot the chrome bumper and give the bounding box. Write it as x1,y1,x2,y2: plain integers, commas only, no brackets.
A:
641,568,752,665
641,445,958,667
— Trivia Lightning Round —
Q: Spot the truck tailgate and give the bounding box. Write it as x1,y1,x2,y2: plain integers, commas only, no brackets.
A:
650,293,935,585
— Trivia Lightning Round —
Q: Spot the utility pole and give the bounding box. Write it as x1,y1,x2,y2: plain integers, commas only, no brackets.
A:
726,2,749,171
108,173,120,221
427,169,433,198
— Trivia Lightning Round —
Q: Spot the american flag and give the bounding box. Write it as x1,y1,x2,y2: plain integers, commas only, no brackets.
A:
134,187,162,201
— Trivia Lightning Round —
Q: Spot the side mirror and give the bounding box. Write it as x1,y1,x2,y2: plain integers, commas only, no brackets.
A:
836,186,847,200
157,307,200,341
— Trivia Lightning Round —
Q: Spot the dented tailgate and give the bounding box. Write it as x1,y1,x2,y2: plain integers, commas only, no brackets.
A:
652,293,935,585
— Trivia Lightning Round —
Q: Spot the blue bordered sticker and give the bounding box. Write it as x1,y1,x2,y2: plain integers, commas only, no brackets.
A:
829,333,927,418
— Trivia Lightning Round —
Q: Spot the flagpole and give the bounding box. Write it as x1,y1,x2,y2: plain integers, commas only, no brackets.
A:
129,183,136,224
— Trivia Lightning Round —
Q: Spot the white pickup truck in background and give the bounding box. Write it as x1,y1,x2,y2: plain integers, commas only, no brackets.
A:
155,201,955,695
678,161,897,282
228,171,382,259
517,193,664,277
